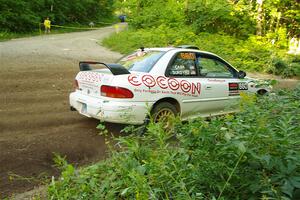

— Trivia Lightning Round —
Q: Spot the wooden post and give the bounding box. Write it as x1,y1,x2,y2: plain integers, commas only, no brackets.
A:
39,23,42,35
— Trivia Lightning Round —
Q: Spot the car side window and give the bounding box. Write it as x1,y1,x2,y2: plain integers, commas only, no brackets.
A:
197,55,235,78
168,52,197,76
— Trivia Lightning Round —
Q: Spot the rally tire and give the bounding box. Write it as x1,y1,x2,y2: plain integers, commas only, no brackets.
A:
151,102,178,123
257,89,268,95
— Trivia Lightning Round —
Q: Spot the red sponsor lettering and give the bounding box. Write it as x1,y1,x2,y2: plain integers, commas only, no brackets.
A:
229,83,238,87
156,76,168,89
229,82,238,91
168,78,180,90
142,75,156,88
180,80,191,93
128,74,201,95
191,82,201,95
128,74,141,86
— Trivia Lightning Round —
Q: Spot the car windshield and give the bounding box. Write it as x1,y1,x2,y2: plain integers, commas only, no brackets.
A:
118,50,165,72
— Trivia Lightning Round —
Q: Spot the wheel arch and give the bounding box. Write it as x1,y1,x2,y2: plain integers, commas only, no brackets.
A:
257,89,268,95
151,97,181,115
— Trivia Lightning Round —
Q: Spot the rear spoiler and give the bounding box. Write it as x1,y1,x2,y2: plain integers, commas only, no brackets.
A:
79,61,130,75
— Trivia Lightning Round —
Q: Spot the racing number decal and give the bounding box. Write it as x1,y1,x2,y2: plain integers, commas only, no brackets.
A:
238,82,248,90
229,82,248,91
228,82,248,96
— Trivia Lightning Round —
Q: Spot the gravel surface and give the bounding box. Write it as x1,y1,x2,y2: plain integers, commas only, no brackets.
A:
0,24,126,198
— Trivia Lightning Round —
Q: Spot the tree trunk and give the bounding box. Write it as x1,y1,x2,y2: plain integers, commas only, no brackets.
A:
256,0,264,36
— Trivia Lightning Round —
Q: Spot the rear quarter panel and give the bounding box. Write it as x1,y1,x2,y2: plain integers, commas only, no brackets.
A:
111,73,203,116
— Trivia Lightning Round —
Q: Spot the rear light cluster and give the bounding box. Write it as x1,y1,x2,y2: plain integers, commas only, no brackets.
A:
101,85,134,98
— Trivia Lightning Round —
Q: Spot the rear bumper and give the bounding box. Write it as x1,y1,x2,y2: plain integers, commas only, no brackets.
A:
69,92,149,125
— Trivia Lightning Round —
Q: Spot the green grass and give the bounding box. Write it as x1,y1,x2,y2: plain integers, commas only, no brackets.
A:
0,31,39,41
48,86,300,199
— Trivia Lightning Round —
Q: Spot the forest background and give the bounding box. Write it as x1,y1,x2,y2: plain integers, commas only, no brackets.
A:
1,0,299,76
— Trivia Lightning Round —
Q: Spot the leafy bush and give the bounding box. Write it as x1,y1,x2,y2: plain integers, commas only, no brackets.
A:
103,27,299,77
48,86,300,199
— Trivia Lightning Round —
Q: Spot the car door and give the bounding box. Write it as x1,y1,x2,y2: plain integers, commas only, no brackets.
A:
196,53,241,115
165,51,204,118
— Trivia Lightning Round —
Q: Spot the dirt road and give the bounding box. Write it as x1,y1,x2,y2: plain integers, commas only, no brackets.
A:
0,25,126,198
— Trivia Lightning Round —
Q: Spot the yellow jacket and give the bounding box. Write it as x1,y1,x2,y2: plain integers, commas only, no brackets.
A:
44,19,51,28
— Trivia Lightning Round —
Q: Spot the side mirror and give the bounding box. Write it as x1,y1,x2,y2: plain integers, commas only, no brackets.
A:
238,71,246,79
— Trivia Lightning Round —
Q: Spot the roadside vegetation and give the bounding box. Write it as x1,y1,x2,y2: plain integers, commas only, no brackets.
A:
103,27,300,77
103,0,300,77
49,86,300,199
0,0,115,40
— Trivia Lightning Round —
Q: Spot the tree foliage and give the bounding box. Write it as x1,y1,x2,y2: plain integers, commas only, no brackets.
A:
0,0,115,32
185,0,255,37
115,0,300,38
115,0,185,29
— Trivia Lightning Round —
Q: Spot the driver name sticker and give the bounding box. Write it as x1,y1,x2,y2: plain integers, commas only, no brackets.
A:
179,53,196,60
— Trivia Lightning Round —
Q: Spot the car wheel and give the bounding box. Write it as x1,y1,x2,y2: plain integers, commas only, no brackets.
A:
257,89,267,95
151,102,178,123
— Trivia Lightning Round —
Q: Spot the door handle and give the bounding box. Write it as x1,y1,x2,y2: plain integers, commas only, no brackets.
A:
205,85,212,90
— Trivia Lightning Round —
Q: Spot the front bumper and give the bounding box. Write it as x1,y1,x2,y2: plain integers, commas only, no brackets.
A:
69,92,149,125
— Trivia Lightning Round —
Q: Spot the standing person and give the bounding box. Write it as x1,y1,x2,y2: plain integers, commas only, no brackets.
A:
89,22,95,28
43,17,51,34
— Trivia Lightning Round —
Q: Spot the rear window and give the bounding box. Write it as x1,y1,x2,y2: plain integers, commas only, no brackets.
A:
118,50,165,72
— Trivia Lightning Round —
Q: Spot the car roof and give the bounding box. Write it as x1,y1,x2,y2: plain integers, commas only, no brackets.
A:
144,47,219,57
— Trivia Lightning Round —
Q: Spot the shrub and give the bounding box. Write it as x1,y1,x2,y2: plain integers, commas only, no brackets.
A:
103,27,298,77
48,86,300,199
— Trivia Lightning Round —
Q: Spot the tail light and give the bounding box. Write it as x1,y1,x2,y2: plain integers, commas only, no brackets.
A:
74,79,79,90
101,85,134,98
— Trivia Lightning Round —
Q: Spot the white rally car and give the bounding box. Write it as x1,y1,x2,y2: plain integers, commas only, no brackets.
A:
69,46,271,124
